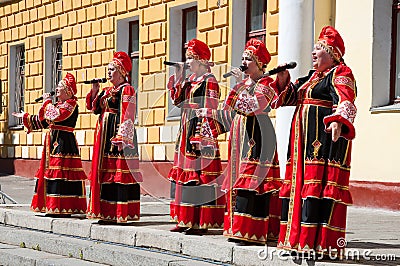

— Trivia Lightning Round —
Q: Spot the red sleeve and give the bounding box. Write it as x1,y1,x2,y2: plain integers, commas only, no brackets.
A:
252,76,278,114
203,76,220,109
110,85,137,148
323,64,357,140
167,75,184,105
38,99,52,120
270,76,298,108
199,76,221,146
23,113,44,133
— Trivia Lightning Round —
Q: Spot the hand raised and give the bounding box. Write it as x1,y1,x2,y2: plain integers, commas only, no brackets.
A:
42,93,52,100
12,112,25,118
231,67,243,83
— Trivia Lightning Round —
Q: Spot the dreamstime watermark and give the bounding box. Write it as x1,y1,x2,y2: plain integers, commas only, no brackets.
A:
257,238,398,262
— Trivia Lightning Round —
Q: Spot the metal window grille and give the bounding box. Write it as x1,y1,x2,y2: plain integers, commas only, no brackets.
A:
52,38,63,92
14,45,25,126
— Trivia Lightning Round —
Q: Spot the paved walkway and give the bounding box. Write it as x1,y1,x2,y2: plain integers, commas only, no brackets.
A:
0,174,399,265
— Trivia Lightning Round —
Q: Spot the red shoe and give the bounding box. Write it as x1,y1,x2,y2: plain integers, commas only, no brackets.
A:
170,225,187,232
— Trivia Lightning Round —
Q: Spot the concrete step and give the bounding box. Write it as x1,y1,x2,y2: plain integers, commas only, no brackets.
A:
1,206,398,266
0,242,105,266
0,225,220,266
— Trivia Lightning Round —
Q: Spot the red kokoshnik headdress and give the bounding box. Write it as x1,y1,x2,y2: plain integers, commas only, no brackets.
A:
111,51,132,78
317,26,345,62
60,72,77,95
244,38,271,70
186,39,211,65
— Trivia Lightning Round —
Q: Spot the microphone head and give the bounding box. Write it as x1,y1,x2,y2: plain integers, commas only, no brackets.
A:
287,62,297,69
50,91,55,96
100,78,107,83
239,65,248,72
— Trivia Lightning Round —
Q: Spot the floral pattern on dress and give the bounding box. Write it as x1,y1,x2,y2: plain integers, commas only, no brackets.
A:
44,104,60,121
235,90,259,114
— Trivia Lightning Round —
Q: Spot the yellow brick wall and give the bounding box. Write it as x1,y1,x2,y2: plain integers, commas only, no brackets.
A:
0,0,280,163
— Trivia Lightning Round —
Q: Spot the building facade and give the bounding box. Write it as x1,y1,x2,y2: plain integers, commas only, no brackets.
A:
0,0,399,209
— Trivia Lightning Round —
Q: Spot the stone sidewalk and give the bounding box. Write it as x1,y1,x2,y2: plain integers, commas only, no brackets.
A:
0,174,400,265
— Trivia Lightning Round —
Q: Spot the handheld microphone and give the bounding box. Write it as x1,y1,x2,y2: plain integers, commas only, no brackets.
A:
223,65,248,78
83,78,107,84
35,91,55,102
263,62,297,77
163,61,188,68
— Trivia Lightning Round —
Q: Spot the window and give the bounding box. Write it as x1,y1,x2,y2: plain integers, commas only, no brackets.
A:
168,4,197,119
51,38,63,93
44,36,62,98
391,0,400,103
246,0,266,42
129,21,139,117
182,7,197,60
8,45,25,128
0,80,3,114
116,17,140,119
129,21,140,91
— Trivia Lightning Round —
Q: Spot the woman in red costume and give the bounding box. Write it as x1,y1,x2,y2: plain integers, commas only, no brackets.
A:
86,51,142,223
216,39,282,245
13,73,87,217
168,39,225,235
275,26,357,255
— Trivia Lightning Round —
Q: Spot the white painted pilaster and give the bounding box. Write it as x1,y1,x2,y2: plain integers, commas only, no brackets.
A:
276,0,315,178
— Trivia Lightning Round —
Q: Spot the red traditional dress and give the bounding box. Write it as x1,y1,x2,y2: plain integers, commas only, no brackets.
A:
218,39,281,244
86,52,142,223
276,26,357,254
168,39,225,230
25,73,87,215
221,77,282,244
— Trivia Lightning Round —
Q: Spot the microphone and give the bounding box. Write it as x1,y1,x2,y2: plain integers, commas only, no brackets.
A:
263,62,297,77
223,65,248,78
163,61,188,68
35,91,55,102
83,78,107,84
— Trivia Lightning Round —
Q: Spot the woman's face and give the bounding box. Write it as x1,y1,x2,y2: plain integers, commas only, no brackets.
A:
312,43,335,72
107,63,123,85
56,83,71,102
186,56,201,74
241,52,261,76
